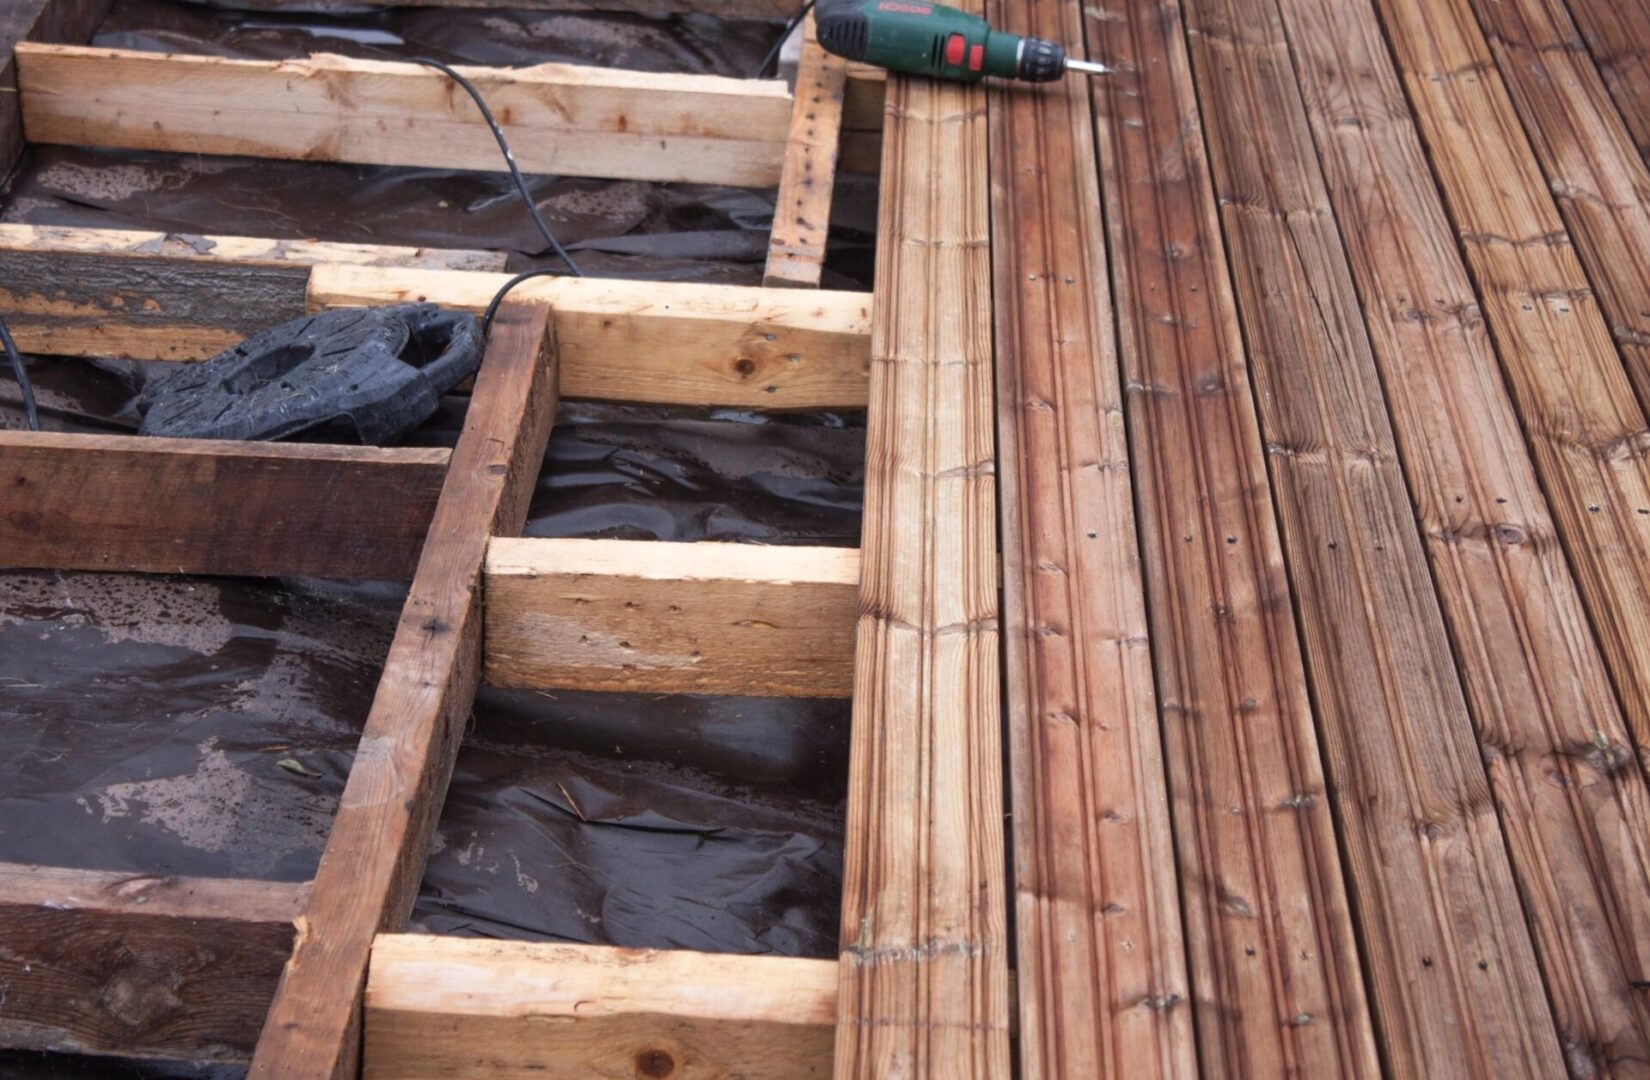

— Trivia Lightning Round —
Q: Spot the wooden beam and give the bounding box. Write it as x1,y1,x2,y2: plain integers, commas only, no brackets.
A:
0,432,448,580
764,17,847,289
1468,0,1650,417
17,44,793,187
484,537,859,698
248,302,558,1080
1183,0,1568,1071
985,0,1192,1075
0,223,507,272
1370,0,1650,822
1087,0,1380,1074
0,0,110,180
226,0,805,16
0,864,305,1063
311,264,872,409
364,937,836,1079
834,45,1010,1080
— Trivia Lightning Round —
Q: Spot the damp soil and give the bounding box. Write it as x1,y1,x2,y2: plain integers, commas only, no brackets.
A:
0,3,866,1072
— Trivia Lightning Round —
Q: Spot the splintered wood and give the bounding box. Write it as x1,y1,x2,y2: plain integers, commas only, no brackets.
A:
834,47,1010,1080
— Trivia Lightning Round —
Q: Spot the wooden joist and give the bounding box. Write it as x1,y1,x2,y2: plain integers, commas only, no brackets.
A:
0,432,448,580
1369,0,1650,807
0,224,506,272
364,937,836,1079
0,864,306,1063
0,228,872,409
1467,0,1650,416
311,264,872,409
763,18,847,289
484,537,859,698
16,44,793,187
834,38,1011,1080
233,0,806,16
249,303,558,1079
985,0,1191,1073
0,0,110,178
1087,1,1379,1074
1182,0,1569,1071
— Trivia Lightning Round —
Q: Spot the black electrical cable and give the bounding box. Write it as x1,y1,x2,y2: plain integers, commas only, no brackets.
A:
0,312,40,432
754,0,817,79
480,267,573,334
411,58,583,292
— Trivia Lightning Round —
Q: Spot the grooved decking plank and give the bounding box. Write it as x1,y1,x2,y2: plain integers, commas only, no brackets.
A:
987,0,1193,1074
1085,3,1378,1075
1565,1,1650,173
1182,0,1572,1073
1369,0,1650,821
833,37,1010,1079
1468,0,1650,418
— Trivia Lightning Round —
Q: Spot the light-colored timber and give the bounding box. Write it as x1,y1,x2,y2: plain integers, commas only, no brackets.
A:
364,937,837,1079
311,264,872,409
0,432,448,580
985,0,1192,1073
484,537,859,698
833,21,1011,1076
1183,0,1569,1071
0,864,306,1063
1371,0,1650,807
0,223,505,271
248,303,558,1080
16,44,792,186
763,18,847,289
0,0,108,177
1086,0,1380,1074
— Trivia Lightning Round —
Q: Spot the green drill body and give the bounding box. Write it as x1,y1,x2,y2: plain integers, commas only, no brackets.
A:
814,0,1102,83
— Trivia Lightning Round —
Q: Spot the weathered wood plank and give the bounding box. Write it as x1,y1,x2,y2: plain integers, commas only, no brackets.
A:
0,432,448,580
986,0,1192,1074
0,0,110,180
483,537,859,698
0,223,507,272
1468,0,1650,417
1086,1,1379,1075
1182,0,1570,1072
311,264,871,409
364,937,836,1079
226,0,805,16
17,44,793,187
1370,0,1650,824
834,40,1010,1080
0,864,306,1063
1566,0,1650,172
764,18,847,289
248,303,558,1080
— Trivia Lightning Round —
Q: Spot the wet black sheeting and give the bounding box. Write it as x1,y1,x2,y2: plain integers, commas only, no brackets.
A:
0,8,865,1068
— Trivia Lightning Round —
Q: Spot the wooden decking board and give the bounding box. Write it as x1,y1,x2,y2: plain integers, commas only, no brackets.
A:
1370,0,1650,799
1085,2,1379,1075
248,303,558,1079
0,865,306,1063
833,29,1010,1078
987,0,1193,1074
1469,0,1650,417
1565,0,1650,173
1183,0,1579,1072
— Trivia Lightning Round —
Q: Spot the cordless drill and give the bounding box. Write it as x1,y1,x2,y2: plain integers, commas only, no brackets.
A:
814,0,1108,83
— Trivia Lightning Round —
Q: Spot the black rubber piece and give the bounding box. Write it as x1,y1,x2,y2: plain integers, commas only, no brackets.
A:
817,3,870,62
137,304,482,445
1017,37,1065,82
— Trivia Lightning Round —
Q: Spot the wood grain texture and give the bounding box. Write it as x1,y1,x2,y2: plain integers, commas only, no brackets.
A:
1370,0,1650,812
248,303,558,1080
365,937,836,1079
0,433,448,580
18,44,792,187
833,41,1010,1080
228,0,805,16
986,0,1192,1075
0,864,306,1063
0,0,110,180
1183,0,1570,1073
1468,0,1650,418
0,224,506,272
764,18,846,289
484,537,860,698
311,264,872,409
1566,0,1650,174
1086,2,1379,1075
